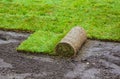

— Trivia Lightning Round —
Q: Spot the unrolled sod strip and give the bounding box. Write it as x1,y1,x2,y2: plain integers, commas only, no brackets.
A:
55,26,87,57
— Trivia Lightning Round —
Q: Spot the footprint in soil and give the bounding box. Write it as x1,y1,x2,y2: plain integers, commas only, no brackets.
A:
0,30,30,41
0,34,10,41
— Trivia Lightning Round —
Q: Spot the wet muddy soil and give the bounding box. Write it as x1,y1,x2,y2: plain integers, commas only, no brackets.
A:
0,30,120,79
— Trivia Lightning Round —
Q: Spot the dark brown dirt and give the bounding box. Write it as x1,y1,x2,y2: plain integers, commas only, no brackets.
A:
0,30,120,79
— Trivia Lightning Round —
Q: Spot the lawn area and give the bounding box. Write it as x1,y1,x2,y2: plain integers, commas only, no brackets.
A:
0,0,120,54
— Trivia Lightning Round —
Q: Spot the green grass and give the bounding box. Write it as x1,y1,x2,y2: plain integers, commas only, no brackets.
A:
0,0,120,54
18,30,64,54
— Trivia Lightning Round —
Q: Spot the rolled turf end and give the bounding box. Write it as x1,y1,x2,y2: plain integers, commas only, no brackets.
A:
55,26,87,57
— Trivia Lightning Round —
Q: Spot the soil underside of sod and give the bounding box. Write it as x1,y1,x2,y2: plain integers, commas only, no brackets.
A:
0,30,120,79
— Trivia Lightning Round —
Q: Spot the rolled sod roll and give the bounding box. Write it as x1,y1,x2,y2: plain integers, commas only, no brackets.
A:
55,26,87,57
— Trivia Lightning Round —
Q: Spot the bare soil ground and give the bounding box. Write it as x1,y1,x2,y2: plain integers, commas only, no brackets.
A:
0,30,120,79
